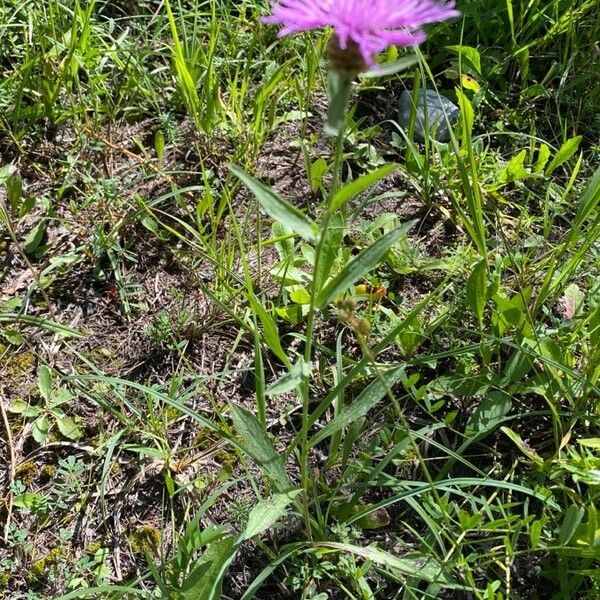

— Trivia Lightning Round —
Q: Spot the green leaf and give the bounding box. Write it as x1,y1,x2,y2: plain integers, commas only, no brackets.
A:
317,222,415,309
465,391,512,436
1,165,23,213
32,414,50,444
535,143,551,173
545,136,582,176
124,444,166,459
241,489,301,541
558,505,585,545
37,365,53,403
456,88,474,138
8,399,39,418
317,542,451,584
499,149,529,183
578,439,600,449
530,518,546,549
502,344,535,384
361,54,419,78
229,164,319,243
309,366,405,447
466,259,487,325
13,492,46,510
289,287,311,305
325,71,353,136
229,403,290,492
500,426,543,466
1,329,25,345
249,296,290,368
445,45,481,74
154,130,165,163
266,358,311,397
571,163,600,235
48,387,73,408
0,314,83,338
24,220,46,255
329,164,398,212
180,537,237,600
56,415,82,440
309,157,329,191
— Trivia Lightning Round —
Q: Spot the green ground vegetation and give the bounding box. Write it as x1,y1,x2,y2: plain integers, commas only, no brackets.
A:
1,0,600,598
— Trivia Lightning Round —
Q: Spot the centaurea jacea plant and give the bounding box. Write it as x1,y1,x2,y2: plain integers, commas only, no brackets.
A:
228,0,459,582
266,0,459,132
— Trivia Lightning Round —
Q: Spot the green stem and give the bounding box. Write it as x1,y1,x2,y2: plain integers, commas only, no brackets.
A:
298,74,350,539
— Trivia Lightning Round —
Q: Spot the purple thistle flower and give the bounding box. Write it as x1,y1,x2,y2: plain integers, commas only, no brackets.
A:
263,0,460,69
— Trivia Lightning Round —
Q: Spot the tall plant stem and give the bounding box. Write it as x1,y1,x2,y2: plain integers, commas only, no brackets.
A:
298,80,350,539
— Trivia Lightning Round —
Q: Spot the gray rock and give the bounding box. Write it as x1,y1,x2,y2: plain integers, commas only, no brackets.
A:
398,89,460,142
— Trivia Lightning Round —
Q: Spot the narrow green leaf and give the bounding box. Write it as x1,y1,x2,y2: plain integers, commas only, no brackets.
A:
578,439,600,449
317,542,450,584
241,490,301,541
456,88,474,138
545,136,582,175
500,426,543,466
317,222,415,309
466,259,487,325
325,71,353,136
0,314,82,338
361,55,419,78
558,505,585,545
570,163,600,237
2,165,22,212
249,296,290,368
38,366,52,403
229,164,319,243
229,403,290,491
535,143,551,173
329,164,398,212
54,585,152,599
309,366,405,447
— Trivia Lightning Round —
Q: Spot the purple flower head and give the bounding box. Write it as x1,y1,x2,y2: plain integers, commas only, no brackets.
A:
263,0,460,70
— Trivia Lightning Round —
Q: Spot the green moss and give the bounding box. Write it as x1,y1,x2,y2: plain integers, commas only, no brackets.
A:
0,573,10,588
7,351,35,378
214,448,236,468
30,547,63,582
40,464,57,481
15,460,37,486
86,541,102,554
164,406,180,422
129,525,161,555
